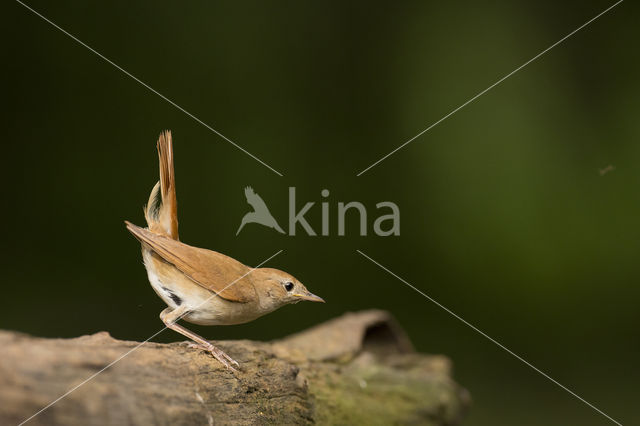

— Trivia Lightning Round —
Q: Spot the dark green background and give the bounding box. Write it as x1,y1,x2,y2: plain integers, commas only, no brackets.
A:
5,1,638,425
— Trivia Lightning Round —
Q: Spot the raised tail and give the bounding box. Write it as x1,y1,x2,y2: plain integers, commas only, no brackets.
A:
144,130,179,240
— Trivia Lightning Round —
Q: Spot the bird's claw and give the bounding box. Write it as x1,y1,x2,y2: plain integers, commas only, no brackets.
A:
184,341,240,371
210,346,240,371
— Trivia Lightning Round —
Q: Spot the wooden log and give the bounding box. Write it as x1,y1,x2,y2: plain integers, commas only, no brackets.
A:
0,310,469,425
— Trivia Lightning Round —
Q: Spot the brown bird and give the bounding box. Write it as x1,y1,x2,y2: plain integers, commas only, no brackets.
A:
125,131,324,371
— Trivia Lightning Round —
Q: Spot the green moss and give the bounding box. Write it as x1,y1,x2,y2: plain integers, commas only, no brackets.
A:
305,357,463,425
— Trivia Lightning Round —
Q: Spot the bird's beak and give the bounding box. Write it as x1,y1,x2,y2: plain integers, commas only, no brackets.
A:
294,291,325,303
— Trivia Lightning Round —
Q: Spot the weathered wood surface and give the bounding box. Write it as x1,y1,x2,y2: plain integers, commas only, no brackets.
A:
0,310,469,425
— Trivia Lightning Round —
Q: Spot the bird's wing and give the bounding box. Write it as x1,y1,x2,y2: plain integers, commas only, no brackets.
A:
244,186,270,214
125,221,255,303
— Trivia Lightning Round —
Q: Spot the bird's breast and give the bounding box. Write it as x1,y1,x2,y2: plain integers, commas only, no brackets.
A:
143,250,267,326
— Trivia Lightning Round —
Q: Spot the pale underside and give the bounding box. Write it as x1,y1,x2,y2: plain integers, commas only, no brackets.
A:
142,249,265,326
126,222,257,303
126,221,269,325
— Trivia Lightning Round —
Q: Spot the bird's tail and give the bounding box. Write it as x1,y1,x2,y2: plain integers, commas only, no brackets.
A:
144,130,179,240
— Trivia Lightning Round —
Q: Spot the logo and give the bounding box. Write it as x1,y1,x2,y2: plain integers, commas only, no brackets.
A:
236,187,399,236
236,187,286,235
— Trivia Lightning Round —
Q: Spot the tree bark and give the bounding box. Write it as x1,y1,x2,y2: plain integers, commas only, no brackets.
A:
0,310,469,425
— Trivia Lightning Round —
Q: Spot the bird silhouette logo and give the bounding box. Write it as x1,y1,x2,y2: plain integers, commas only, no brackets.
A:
236,186,285,235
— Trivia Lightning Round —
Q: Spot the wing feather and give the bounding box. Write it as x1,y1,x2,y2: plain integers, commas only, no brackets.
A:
125,221,254,303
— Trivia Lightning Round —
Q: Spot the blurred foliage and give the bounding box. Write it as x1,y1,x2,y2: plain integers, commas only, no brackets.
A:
4,1,639,425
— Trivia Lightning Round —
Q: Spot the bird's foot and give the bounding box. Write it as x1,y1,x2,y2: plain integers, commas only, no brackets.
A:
185,341,240,372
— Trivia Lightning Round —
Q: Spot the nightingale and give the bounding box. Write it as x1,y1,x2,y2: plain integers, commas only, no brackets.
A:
125,131,324,371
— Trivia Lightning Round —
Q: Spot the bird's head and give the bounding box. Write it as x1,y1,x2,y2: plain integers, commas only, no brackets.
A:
251,267,324,310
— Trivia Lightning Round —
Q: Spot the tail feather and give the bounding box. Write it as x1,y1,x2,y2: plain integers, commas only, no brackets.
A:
143,130,179,240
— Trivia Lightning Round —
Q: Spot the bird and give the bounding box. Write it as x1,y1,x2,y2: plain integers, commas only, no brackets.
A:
236,186,285,235
125,131,324,371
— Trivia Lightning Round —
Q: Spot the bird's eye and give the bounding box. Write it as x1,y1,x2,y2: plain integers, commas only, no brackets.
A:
284,282,294,292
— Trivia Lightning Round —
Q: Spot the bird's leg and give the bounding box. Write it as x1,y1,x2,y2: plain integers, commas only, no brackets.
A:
159,307,239,372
